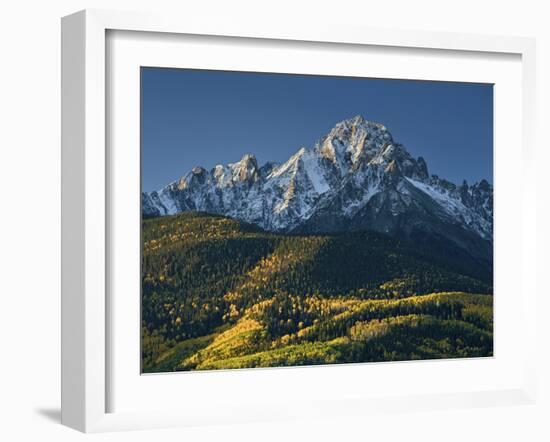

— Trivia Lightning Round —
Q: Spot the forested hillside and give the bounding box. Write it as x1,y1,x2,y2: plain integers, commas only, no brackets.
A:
142,212,493,372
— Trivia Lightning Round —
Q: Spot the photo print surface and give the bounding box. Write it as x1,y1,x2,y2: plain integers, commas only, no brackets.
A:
141,68,493,373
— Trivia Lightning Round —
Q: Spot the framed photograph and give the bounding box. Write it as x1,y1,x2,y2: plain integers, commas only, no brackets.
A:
61,9,537,432
140,68,496,374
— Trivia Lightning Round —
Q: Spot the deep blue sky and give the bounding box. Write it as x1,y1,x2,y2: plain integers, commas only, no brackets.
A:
141,68,493,192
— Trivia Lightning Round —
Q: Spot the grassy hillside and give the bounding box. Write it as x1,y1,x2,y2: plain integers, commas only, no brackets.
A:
142,212,493,372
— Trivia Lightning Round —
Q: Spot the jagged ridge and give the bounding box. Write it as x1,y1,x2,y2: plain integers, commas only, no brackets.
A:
142,115,493,261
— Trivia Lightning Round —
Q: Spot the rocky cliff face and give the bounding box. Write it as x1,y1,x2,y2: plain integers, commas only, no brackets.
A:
142,115,493,261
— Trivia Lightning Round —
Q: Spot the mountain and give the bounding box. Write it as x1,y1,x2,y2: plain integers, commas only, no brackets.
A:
142,115,493,262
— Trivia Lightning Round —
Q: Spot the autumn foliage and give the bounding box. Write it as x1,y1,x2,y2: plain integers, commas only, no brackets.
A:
142,212,493,372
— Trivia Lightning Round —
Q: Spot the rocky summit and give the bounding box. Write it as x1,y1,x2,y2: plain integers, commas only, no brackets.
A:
142,115,493,261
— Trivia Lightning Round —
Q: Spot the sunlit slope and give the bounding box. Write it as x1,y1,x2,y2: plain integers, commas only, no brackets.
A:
142,212,493,372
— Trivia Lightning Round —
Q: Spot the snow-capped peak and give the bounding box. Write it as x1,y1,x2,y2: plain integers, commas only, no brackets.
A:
228,153,260,183
142,115,493,260
314,115,394,174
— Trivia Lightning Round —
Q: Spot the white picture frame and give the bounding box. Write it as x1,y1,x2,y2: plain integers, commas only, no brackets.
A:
61,9,538,433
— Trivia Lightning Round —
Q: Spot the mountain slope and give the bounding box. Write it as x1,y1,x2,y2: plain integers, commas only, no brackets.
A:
142,115,493,262
141,213,493,372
